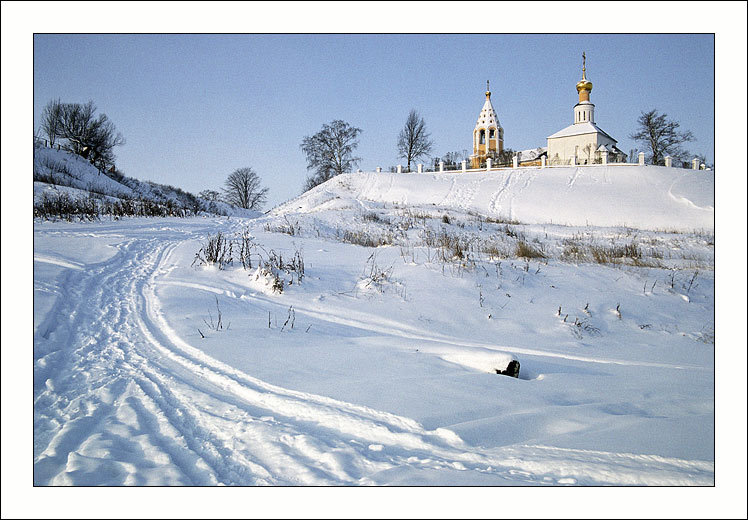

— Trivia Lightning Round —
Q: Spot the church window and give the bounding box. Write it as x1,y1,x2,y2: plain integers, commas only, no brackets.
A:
479,130,485,144
489,129,495,139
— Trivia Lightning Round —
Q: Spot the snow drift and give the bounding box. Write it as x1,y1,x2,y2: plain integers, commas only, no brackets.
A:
274,166,714,232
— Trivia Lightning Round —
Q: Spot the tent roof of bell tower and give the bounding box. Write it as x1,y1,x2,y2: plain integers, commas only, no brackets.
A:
475,86,501,131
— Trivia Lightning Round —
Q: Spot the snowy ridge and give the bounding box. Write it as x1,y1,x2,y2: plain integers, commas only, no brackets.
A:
33,146,259,218
273,166,714,231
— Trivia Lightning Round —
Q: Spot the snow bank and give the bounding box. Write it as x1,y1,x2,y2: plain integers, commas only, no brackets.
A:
274,166,714,231
34,145,138,199
33,146,260,218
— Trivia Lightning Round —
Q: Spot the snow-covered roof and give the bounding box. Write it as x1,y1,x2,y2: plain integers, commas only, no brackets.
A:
475,95,501,130
597,144,610,152
547,121,617,142
517,147,547,161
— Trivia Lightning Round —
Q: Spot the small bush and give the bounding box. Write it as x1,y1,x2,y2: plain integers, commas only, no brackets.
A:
481,240,511,260
192,232,233,270
264,215,301,236
238,228,255,269
590,241,641,264
363,211,386,224
560,240,588,263
338,229,395,248
254,247,306,293
515,240,545,259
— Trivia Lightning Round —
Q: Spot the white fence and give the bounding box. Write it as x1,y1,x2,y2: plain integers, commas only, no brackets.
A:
362,153,710,175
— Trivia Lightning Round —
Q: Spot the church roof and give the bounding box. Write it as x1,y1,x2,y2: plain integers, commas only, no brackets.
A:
476,95,501,129
546,121,617,142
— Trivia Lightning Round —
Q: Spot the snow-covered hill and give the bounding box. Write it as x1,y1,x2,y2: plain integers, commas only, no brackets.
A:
274,166,714,231
32,160,715,488
33,145,259,218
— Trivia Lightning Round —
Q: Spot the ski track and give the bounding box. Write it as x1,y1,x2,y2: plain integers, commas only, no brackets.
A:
33,225,714,486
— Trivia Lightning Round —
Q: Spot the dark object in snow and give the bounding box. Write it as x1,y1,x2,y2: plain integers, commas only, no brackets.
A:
496,360,520,378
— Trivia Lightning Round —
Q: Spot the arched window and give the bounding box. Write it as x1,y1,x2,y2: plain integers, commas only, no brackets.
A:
489,129,495,139
479,130,485,145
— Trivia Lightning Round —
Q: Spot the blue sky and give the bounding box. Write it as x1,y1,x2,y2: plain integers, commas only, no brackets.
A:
34,31,714,208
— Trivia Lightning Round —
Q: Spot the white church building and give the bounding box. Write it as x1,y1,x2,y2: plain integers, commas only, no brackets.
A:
547,54,626,165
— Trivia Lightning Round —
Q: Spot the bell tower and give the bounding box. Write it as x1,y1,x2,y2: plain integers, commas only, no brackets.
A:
470,81,503,169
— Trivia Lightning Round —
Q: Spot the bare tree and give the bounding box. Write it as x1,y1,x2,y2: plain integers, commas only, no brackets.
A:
630,109,694,165
222,167,268,210
300,120,362,191
41,99,125,172
397,110,433,172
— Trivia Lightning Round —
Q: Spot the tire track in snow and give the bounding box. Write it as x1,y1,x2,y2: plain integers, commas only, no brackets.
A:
140,237,713,485
35,232,258,484
35,237,216,484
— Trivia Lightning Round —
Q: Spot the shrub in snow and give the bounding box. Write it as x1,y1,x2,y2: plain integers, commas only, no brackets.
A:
263,215,301,236
515,240,546,259
337,228,396,248
192,232,233,270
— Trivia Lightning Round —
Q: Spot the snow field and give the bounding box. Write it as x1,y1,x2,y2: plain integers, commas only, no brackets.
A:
34,214,713,486
33,165,714,486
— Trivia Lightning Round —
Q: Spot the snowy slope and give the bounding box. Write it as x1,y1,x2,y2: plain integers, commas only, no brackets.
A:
33,146,259,218
32,163,715,487
274,166,714,231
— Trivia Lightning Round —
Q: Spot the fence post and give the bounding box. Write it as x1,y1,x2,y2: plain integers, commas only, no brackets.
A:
692,158,700,170
417,163,423,174
512,155,518,168
376,167,381,173
638,152,645,165
601,151,608,165
541,155,546,169
461,160,466,173
486,158,492,171
665,156,672,168
439,161,444,173
397,165,402,173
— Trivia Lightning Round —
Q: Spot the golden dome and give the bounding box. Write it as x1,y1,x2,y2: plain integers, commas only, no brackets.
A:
576,79,593,92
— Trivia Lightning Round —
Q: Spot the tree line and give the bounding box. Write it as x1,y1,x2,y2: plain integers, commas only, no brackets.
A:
298,107,708,191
